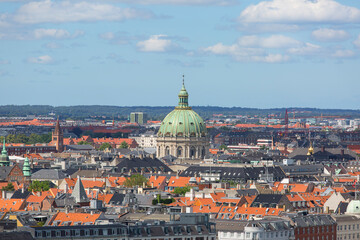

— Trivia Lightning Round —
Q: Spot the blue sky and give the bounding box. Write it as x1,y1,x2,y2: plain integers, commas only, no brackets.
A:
1,0,360,109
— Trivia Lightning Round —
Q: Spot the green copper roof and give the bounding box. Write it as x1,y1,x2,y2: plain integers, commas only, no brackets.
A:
0,138,9,166
158,82,207,138
23,157,31,177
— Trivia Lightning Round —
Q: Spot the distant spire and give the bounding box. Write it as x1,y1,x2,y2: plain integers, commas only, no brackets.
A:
177,75,189,108
2,138,5,153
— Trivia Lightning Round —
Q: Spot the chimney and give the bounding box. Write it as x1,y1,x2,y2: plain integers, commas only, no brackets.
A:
155,175,157,180
190,188,194,201
341,149,345,155
151,182,154,188
259,203,262,208
140,154,144,160
321,146,325,152
244,202,248,208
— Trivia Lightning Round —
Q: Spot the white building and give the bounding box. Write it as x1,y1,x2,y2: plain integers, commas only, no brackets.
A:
216,218,293,240
130,132,157,148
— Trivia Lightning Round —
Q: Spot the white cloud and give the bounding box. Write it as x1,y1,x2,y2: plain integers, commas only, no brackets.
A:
239,0,360,23
137,35,176,52
27,55,54,64
287,43,322,55
33,29,84,39
237,35,301,48
202,42,290,63
112,0,235,5
312,28,349,42
99,32,115,40
331,49,355,58
353,35,360,48
43,42,62,49
13,0,153,24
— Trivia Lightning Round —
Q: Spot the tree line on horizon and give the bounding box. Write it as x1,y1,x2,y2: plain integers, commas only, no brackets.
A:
0,105,359,120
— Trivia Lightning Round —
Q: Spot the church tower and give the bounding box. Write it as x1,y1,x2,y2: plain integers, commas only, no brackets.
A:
0,139,10,166
52,118,64,152
22,157,31,184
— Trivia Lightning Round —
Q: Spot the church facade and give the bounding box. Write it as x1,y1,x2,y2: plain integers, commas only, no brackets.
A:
156,81,209,161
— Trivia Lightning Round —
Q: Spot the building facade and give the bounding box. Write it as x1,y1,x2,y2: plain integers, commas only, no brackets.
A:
156,81,209,162
130,112,147,125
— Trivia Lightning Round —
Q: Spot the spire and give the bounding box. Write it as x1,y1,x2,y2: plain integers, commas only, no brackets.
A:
23,157,31,177
0,138,9,166
71,176,89,203
2,138,6,155
307,131,314,156
54,116,61,134
177,75,189,108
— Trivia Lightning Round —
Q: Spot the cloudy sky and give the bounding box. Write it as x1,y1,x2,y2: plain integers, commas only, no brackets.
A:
1,0,360,109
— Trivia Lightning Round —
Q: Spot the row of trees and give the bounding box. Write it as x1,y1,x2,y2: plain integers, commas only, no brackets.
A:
0,133,52,144
98,141,129,150
1,180,51,192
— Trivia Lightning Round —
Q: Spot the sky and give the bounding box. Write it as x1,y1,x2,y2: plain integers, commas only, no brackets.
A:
0,0,360,109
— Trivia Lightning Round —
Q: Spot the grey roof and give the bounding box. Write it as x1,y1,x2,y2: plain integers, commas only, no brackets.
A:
0,166,13,181
290,214,336,227
71,169,104,178
71,177,89,203
11,189,31,199
180,165,286,182
215,218,291,232
65,145,95,151
289,147,357,161
251,194,284,208
0,232,34,240
31,169,67,180
114,156,173,174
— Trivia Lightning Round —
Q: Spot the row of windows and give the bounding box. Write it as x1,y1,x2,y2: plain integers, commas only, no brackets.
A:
35,228,127,238
338,224,360,231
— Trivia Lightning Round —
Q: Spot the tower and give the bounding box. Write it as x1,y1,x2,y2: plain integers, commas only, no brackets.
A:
23,157,31,177
22,157,31,184
52,118,64,152
284,109,289,137
0,138,10,166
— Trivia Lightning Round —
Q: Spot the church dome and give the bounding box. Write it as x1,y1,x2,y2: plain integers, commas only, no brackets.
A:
346,200,360,215
157,82,207,138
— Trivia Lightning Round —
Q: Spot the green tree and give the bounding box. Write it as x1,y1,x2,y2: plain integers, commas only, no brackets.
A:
28,133,41,144
219,144,228,150
99,142,112,151
28,181,51,192
2,183,14,191
78,141,91,145
119,141,129,149
172,186,191,195
123,174,149,188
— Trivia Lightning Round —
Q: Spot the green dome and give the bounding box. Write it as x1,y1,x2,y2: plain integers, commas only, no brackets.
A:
158,81,207,138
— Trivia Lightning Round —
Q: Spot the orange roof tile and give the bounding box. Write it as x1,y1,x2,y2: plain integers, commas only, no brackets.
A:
50,212,102,226
0,199,25,212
